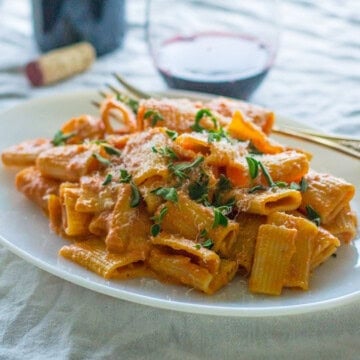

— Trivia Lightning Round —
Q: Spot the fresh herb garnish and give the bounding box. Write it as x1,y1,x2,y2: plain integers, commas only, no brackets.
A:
258,161,275,187
191,109,218,132
102,173,113,186
207,127,229,143
165,129,178,140
144,110,164,126
305,205,321,226
213,174,233,207
51,130,76,146
130,182,141,207
212,206,230,228
168,156,204,180
201,238,214,249
248,185,267,193
92,153,111,166
246,156,259,179
118,169,140,207
150,206,168,236
102,144,121,156
188,172,209,204
217,174,232,192
273,181,288,188
290,177,308,192
151,187,178,203
152,146,178,160
119,169,132,183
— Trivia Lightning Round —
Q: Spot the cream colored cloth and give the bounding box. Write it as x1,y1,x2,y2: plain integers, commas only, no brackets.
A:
0,1,359,359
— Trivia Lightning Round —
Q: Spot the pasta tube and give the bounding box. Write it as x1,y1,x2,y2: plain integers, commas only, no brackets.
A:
249,224,297,295
59,239,146,279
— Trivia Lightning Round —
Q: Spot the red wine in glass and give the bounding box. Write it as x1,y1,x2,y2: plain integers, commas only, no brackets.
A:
153,32,274,100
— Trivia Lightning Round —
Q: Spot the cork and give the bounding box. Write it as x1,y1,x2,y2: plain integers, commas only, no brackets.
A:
25,42,96,86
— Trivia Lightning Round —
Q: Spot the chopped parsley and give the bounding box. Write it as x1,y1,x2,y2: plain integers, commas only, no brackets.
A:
102,144,121,156
212,206,230,228
118,169,140,207
150,206,168,236
51,130,76,146
151,187,178,203
144,110,164,126
290,177,308,192
201,238,214,249
168,156,204,180
305,205,321,226
92,153,111,166
248,184,267,193
213,174,233,207
102,173,113,186
152,145,178,160
258,161,275,187
246,156,259,179
194,229,214,250
119,169,132,183
188,172,209,204
130,182,141,208
207,126,230,143
191,109,218,132
165,129,178,140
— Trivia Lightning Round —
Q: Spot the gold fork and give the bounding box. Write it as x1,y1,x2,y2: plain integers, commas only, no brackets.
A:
94,73,360,160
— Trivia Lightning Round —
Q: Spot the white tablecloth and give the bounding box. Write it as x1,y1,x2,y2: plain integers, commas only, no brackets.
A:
0,1,359,359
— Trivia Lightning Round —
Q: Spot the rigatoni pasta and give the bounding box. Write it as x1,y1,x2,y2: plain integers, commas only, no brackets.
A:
1,94,358,297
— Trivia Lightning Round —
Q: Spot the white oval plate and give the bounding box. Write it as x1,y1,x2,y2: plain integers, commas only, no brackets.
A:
0,90,359,317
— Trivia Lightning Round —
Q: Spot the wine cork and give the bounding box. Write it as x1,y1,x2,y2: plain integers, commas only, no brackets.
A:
25,42,96,86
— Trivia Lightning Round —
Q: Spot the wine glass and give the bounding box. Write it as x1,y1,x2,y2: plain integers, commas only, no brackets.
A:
146,0,280,100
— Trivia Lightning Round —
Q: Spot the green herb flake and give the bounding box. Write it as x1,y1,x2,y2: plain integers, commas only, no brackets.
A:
152,146,178,160
258,161,275,187
274,181,288,188
168,156,204,180
191,109,218,132
246,156,259,179
290,177,308,192
248,185,267,193
102,173,113,186
212,208,229,228
144,110,164,127
150,206,168,236
151,187,178,203
207,127,230,143
92,153,111,166
102,144,121,157
217,174,232,192
194,244,201,250
119,169,132,183
299,177,308,192
51,130,76,146
305,205,321,226
165,129,178,140
130,182,141,208
150,224,161,237
201,238,214,249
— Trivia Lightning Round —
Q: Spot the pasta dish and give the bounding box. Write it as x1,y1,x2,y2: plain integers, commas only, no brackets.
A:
1,94,357,296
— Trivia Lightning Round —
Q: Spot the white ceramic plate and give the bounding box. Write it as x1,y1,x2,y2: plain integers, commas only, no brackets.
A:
0,90,359,317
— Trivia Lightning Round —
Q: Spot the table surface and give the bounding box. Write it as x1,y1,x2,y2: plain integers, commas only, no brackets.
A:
0,1,359,359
